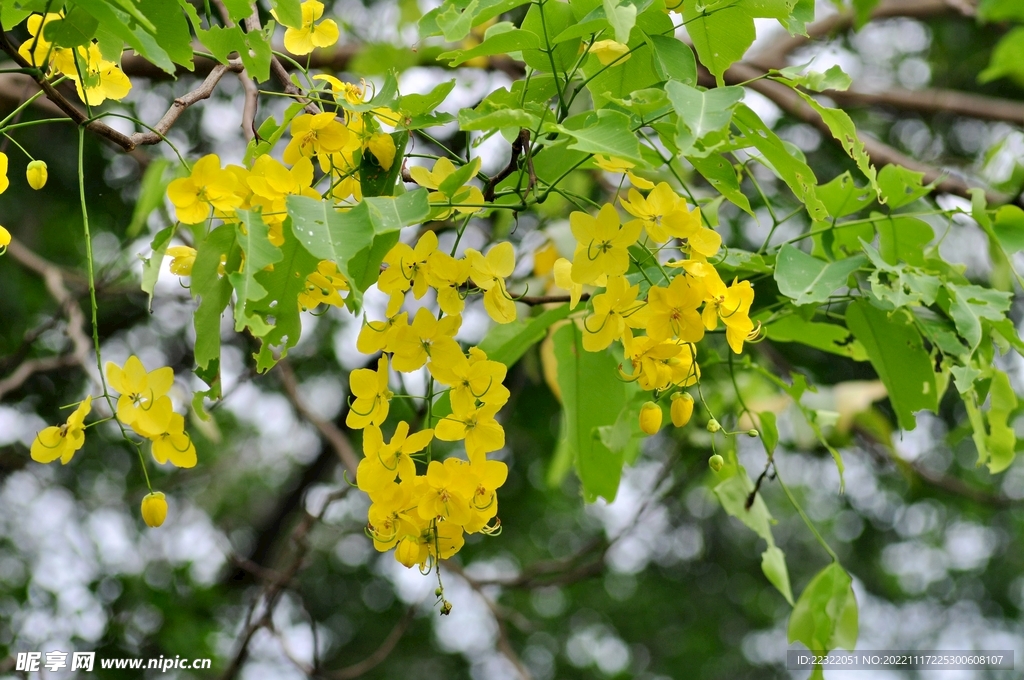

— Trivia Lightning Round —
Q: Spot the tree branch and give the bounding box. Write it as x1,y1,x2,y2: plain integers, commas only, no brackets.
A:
325,606,417,679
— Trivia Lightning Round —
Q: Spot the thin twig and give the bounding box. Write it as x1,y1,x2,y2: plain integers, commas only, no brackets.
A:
324,606,417,679
484,129,530,202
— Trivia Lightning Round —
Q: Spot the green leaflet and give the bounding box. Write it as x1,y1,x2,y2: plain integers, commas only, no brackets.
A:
71,0,173,73
521,1,580,73
986,371,1018,473
665,80,744,157
648,34,697,86
559,109,644,164
359,131,409,197
979,27,1024,88
992,205,1024,253
714,464,794,604
874,213,933,267
845,299,938,431
269,0,303,28
229,211,284,335
438,29,540,65
683,4,754,83
733,105,827,220
419,0,532,39
127,159,174,238
603,0,637,43
287,190,431,311
197,24,272,82
816,172,874,219
774,244,865,306
774,64,851,92
687,154,753,214
140,225,174,311
399,80,457,116
249,230,321,373
192,225,237,379
944,283,1012,353
791,89,879,198
552,322,628,503
788,562,858,653
877,164,932,209
765,315,868,361
43,6,99,48
136,0,193,68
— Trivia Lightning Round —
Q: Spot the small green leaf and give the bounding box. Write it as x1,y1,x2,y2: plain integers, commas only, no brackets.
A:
877,164,932,209
688,153,753,214
399,80,457,116
816,171,874,219
790,90,878,196
775,244,865,306
766,315,867,361
761,545,794,605
438,28,539,65
43,7,99,48
665,80,743,155
127,159,173,238
992,205,1024,253
759,411,779,456
270,0,303,28
359,131,409,197
714,464,776,546
648,34,696,85
229,211,284,335
944,283,1012,352
437,0,480,41
979,0,1024,22
73,0,173,73
875,214,933,266
603,0,637,43
987,370,1018,473
140,226,174,310
553,322,628,503
979,28,1024,87
192,225,237,376
138,0,194,67
845,300,938,430
521,0,580,73
479,304,573,366
788,562,858,652
559,109,644,164
775,64,851,92
683,4,754,83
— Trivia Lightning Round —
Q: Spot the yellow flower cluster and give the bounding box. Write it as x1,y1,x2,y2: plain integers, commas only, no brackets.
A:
30,356,193,527
20,13,131,106
276,0,340,56
548,179,758,434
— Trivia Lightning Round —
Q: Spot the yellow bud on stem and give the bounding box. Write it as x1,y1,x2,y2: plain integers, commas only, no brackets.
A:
708,454,724,472
670,392,694,427
141,492,168,528
639,401,662,435
26,160,47,190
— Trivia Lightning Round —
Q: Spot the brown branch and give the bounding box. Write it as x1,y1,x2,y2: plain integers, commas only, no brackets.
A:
516,293,590,306
823,87,1024,126
276,359,360,478
0,354,79,401
325,606,417,679
484,129,531,202
131,62,243,146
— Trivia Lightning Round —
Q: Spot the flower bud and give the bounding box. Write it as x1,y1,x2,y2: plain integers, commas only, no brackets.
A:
708,454,724,472
26,160,47,190
440,600,453,616
141,492,168,528
0,224,9,250
747,429,759,437
706,418,721,433
639,401,662,435
670,393,694,428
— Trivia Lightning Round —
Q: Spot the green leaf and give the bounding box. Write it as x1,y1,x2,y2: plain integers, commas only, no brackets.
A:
992,205,1024,253
775,245,865,306
43,6,99,48
648,34,696,86
788,562,858,652
765,315,867,361
249,231,321,373
759,411,779,456
762,545,794,605
986,370,1018,473
688,153,753,214
438,28,539,65
665,80,743,156
192,225,237,375
479,304,573,366
399,80,457,116
979,0,1024,21
775,64,851,92
437,0,480,41
683,4,754,83
140,226,173,311
359,131,409,197
521,0,580,72
228,211,284,335
980,28,1024,87
603,0,637,43
137,0,193,67
553,322,629,502
420,0,532,38
220,0,253,22
944,283,1012,352
794,90,878,194
845,300,938,430
816,171,874,219
875,214,933,266
862,241,941,309
714,464,776,545
559,109,644,164
127,159,173,238
270,0,303,29
287,190,431,310
851,0,880,25
733,105,827,220
72,0,173,73
877,164,932,209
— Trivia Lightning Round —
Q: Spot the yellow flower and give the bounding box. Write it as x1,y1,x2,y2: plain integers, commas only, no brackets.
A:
620,182,694,243
417,458,474,524
702,268,756,354
410,158,485,220
621,331,699,391
357,422,433,493
105,356,175,438
463,457,507,533
167,246,197,277
167,154,244,224
379,230,437,303
533,241,559,278
394,520,464,568
356,300,406,355
646,273,706,342
591,40,631,65
141,492,168,528
30,396,92,465
18,13,66,68
553,258,583,309
593,155,654,190
151,413,197,468
466,242,517,324
248,155,319,231
582,275,649,352
426,251,471,316
570,203,641,285
283,112,351,171
367,479,425,551
66,43,132,106
366,133,397,171
671,392,694,427
279,0,340,55
0,225,10,252
639,401,662,435
346,356,394,429
25,160,47,190
0,151,10,194
299,260,349,310
428,348,510,415
391,308,463,373
435,402,505,459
